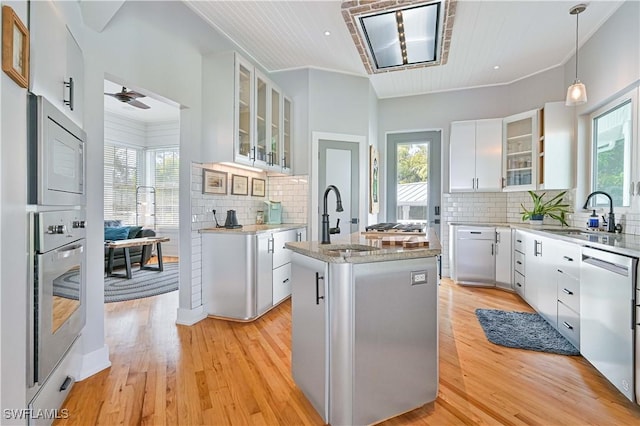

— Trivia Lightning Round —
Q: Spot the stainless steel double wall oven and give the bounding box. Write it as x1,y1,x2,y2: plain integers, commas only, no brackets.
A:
27,94,87,403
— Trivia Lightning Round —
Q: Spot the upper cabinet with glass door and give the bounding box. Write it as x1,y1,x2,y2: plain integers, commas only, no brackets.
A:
203,51,292,173
254,70,292,173
202,52,254,167
503,110,538,191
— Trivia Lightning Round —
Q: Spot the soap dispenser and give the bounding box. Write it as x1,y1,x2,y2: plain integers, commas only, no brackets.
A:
588,210,599,229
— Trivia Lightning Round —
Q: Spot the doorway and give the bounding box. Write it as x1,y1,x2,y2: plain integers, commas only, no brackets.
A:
386,130,442,236
318,140,360,238
311,132,366,241
103,78,181,302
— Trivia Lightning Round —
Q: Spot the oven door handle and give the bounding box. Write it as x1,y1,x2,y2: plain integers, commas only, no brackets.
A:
56,244,84,260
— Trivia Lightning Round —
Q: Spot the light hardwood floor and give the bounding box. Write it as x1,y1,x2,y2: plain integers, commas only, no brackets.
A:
55,278,640,425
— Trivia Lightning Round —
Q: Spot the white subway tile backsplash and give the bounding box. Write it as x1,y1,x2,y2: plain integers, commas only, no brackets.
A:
189,162,309,310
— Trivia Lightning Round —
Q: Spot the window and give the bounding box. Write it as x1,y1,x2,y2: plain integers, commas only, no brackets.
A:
151,148,179,227
104,144,180,228
104,144,142,224
590,90,636,208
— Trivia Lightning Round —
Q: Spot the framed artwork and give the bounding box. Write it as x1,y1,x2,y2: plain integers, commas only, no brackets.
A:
369,145,379,214
251,178,266,197
203,169,227,194
1,6,29,88
231,174,249,195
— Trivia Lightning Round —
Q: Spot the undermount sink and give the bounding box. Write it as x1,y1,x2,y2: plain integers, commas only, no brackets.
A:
320,244,380,257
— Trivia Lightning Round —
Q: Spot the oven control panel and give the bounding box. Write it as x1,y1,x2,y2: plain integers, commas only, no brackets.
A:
34,210,86,253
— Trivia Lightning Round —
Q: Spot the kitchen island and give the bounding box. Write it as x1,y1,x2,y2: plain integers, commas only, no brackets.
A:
285,229,441,425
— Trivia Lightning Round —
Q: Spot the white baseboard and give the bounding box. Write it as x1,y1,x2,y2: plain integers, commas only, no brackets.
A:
176,305,207,326
77,344,111,381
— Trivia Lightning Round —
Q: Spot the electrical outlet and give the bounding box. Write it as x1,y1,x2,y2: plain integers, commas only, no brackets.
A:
411,271,427,285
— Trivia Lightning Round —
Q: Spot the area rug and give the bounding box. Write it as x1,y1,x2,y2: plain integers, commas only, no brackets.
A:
53,262,179,303
475,308,580,356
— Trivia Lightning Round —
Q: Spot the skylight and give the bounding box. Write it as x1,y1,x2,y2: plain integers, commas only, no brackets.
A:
360,3,440,69
343,0,453,75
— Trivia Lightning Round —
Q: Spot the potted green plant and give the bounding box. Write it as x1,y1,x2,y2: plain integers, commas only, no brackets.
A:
520,191,570,226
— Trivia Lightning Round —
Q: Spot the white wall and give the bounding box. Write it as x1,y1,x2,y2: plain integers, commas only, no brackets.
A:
1,0,29,417
58,0,217,375
570,0,640,207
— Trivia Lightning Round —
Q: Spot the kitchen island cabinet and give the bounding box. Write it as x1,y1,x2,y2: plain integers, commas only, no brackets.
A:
287,230,441,425
201,224,305,321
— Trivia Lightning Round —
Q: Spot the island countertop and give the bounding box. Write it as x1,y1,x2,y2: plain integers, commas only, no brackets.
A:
285,227,441,263
199,223,306,235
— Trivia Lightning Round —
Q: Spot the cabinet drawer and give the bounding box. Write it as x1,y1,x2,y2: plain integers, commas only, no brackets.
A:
557,301,580,349
514,231,526,253
514,271,525,297
514,251,525,275
556,243,580,280
273,262,292,305
557,271,580,313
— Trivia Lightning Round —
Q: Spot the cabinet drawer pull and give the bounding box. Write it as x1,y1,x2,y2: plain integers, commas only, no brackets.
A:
563,256,574,262
516,282,522,287
562,321,574,330
282,278,289,284
516,260,522,265
315,272,324,305
516,239,522,243
562,288,573,295
557,269,563,274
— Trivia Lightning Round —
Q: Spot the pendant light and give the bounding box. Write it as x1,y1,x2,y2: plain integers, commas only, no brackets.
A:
566,4,588,106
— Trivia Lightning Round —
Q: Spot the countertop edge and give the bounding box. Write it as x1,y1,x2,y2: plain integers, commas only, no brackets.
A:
200,223,307,235
450,222,640,257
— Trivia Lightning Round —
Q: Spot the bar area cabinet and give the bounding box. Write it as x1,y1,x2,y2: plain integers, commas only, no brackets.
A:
203,51,293,174
503,110,538,191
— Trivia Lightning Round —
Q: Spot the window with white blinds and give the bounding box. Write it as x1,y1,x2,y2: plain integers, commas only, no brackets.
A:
151,148,179,227
104,144,142,225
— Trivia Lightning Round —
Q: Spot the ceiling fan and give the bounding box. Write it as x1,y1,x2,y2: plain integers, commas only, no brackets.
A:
104,87,150,109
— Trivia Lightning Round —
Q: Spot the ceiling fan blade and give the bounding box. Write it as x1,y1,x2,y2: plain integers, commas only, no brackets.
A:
124,90,146,99
127,99,150,109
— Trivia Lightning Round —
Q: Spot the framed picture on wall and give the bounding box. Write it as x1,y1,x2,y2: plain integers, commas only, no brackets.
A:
251,178,265,197
203,169,227,194
231,174,249,195
369,145,379,214
2,6,29,88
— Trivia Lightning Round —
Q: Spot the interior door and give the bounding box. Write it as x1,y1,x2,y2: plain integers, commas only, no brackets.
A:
318,140,359,237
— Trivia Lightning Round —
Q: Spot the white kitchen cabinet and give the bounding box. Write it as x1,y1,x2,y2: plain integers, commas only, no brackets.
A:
449,119,502,192
30,1,84,127
523,232,558,321
495,227,512,290
537,102,573,190
291,253,329,421
513,230,526,298
203,52,292,173
554,241,581,348
202,51,254,167
503,110,538,191
272,228,306,305
282,96,293,172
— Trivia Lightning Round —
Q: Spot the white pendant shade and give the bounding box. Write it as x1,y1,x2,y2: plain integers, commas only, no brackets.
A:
565,79,587,106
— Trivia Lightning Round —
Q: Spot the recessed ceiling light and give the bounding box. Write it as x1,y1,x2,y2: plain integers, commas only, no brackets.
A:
493,65,500,70
324,30,331,36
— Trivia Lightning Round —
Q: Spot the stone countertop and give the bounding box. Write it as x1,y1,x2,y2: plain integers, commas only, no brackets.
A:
200,223,306,235
450,222,640,258
285,228,442,264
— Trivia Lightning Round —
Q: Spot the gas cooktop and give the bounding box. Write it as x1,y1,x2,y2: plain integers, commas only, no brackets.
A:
365,223,426,233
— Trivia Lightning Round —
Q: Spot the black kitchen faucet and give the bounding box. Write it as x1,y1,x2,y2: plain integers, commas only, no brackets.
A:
582,191,622,233
321,185,343,244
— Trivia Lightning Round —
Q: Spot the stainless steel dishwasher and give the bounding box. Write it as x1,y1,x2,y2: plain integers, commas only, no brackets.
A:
581,246,637,403
452,226,495,285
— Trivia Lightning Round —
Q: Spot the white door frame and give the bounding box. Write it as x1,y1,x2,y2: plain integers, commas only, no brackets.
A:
311,131,367,242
